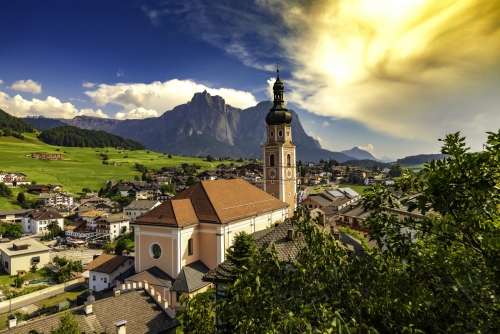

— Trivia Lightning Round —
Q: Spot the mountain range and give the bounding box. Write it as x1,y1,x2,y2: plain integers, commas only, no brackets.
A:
24,91,355,163
340,147,396,163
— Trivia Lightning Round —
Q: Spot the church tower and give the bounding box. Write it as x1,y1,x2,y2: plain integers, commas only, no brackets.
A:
263,67,296,217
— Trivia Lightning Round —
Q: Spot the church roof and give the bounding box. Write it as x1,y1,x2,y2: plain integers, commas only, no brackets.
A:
133,179,288,227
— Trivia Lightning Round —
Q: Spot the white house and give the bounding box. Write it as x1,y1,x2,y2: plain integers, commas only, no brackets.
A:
64,219,97,239
124,200,161,223
0,173,31,187
21,209,64,235
85,254,134,291
38,192,74,207
95,213,130,241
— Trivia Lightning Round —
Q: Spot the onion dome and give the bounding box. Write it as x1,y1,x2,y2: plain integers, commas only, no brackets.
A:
266,66,292,125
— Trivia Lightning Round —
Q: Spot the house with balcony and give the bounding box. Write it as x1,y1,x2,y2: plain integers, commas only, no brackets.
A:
95,213,130,241
124,200,161,223
85,254,134,292
20,209,64,235
38,192,74,207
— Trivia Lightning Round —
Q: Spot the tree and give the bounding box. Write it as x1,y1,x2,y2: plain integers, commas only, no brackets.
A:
179,290,216,334
30,264,37,274
17,191,26,204
102,242,114,254
53,255,68,267
388,162,404,177
55,266,71,283
160,183,176,195
186,176,197,186
0,183,12,197
141,172,147,181
82,187,92,193
114,238,130,255
134,175,140,181
68,260,83,274
14,276,25,288
168,154,173,159
206,154,214,162
185,131,500,333
50,311,82,334
225,231,257,278
2,222,23,237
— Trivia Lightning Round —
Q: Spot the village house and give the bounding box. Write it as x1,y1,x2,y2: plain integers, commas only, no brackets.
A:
0,209,32,223
302,195,332,209
38,192,74,207
131,179,289,307
128,184,160,200
80,210,103,230
28,152,64,160
64,219,97,239
152,175,172,186
197,171,217,181
0,173,31,187
157,193,174,203
363,176,376,186
85,254,135,292
20,208,64,235
95,213,130,241
0,239,50,275
124,200,161,223
27,184,62,194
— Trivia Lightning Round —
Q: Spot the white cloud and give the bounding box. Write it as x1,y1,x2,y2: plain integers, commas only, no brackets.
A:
322,121,329,127
85,79,258,119
358,144,375,155
309,120,314,124
308,131,333,151
9,79,42,94
0,80,3,85
82,82,95,88
116,108,158,120
116,69,124,77
69,97,86,103
0,90,108,119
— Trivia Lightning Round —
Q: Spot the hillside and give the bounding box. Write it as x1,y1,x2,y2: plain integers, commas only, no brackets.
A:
38,126,146,150
342,159,392,169
398,154,449,165
0,133,240,210
23,93,355,163
0,109,35,134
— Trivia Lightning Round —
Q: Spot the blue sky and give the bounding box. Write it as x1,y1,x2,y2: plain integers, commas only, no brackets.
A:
1,0,499,159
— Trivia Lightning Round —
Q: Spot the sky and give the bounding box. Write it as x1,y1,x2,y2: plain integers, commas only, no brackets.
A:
1,0,499,159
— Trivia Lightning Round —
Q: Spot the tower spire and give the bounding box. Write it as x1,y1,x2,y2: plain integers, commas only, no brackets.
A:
266,63,292,125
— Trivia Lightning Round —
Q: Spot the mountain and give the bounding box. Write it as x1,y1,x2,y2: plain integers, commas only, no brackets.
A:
341,147,377,161
379,156,396,163
23,116,68,130
23,92,354,162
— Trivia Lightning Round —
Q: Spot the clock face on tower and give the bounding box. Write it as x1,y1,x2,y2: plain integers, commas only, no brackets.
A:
286,168,293,179
268,168,277,179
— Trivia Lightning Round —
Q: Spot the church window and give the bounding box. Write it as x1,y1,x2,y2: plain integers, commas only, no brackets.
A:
287,154,291,166
270,154,275,166
278,130,283,137
270,130,274,138
151,244,162,259
188,238,193,256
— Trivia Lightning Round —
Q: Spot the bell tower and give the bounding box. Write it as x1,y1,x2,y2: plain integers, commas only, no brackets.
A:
263,66,296,217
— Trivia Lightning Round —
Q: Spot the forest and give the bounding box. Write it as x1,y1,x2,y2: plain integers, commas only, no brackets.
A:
0,109,35,135
38,126,146,150
397,153,449,165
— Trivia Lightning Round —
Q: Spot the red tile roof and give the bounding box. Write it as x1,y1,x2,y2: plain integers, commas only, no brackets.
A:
134,179,288,227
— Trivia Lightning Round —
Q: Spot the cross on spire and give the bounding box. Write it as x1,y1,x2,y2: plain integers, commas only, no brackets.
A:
277,62,280,73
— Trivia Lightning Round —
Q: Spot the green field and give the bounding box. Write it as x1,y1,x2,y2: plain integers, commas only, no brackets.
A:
0,133,242,210
338,184,371,194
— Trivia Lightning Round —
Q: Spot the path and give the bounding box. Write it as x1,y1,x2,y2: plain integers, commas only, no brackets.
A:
0,281,81,314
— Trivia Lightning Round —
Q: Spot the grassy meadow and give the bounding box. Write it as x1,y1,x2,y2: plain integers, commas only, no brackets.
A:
0,133,239,210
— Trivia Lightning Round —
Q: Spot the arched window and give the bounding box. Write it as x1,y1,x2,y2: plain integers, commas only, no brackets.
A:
270,130,274,139
287,154,291,166
270,154,275,166
278,130,283,137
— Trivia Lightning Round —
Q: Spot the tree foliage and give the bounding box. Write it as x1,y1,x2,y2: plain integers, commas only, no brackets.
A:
0,109,35,134
50,311,82,334
38,126,146,150
0,183,12,197
388,162,404,177
184,130,500,333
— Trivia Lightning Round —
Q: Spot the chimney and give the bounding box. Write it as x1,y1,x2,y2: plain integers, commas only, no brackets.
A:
84,301,93,315
7,314,16,329
287,229,294,241
115,320,127,334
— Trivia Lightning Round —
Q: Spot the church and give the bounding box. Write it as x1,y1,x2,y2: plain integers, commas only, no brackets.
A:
129,68,297,307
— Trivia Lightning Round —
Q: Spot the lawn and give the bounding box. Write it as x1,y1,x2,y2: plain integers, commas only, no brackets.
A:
35,286,88,308
338,184,371,194
0,133,245,210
